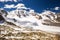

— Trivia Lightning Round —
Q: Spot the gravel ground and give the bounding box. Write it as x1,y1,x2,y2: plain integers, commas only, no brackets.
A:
0,23,60,40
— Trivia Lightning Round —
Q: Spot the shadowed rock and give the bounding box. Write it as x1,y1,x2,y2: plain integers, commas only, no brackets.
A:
0,9,8,17
0,9,8,23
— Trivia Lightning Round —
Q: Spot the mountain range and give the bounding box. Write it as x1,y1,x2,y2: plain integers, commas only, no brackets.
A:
0,4,60,37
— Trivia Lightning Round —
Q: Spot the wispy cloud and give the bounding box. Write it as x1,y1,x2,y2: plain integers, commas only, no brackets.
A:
4,3,30,10
4,4,15,8
0,0,22,2
54,7,60,10
15,3,30,9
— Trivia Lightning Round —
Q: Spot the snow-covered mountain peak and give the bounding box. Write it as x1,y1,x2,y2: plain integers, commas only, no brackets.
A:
0,4,60,34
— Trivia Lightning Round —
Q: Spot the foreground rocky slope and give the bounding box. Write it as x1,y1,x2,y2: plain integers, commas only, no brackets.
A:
0,23,60,40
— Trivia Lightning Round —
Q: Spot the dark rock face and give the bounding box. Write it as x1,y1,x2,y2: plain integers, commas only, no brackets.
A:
0,10,8,17
0,9,8,23
0,15,5,21
0,15,5,23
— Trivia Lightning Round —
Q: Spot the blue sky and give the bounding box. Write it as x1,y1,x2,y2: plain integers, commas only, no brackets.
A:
0,0,60,13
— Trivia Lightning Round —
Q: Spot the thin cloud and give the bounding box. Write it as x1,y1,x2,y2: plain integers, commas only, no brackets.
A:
15,3,29,9
54,7,60,10
4,4,15,8
4,3,30,10
0,0,22,2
